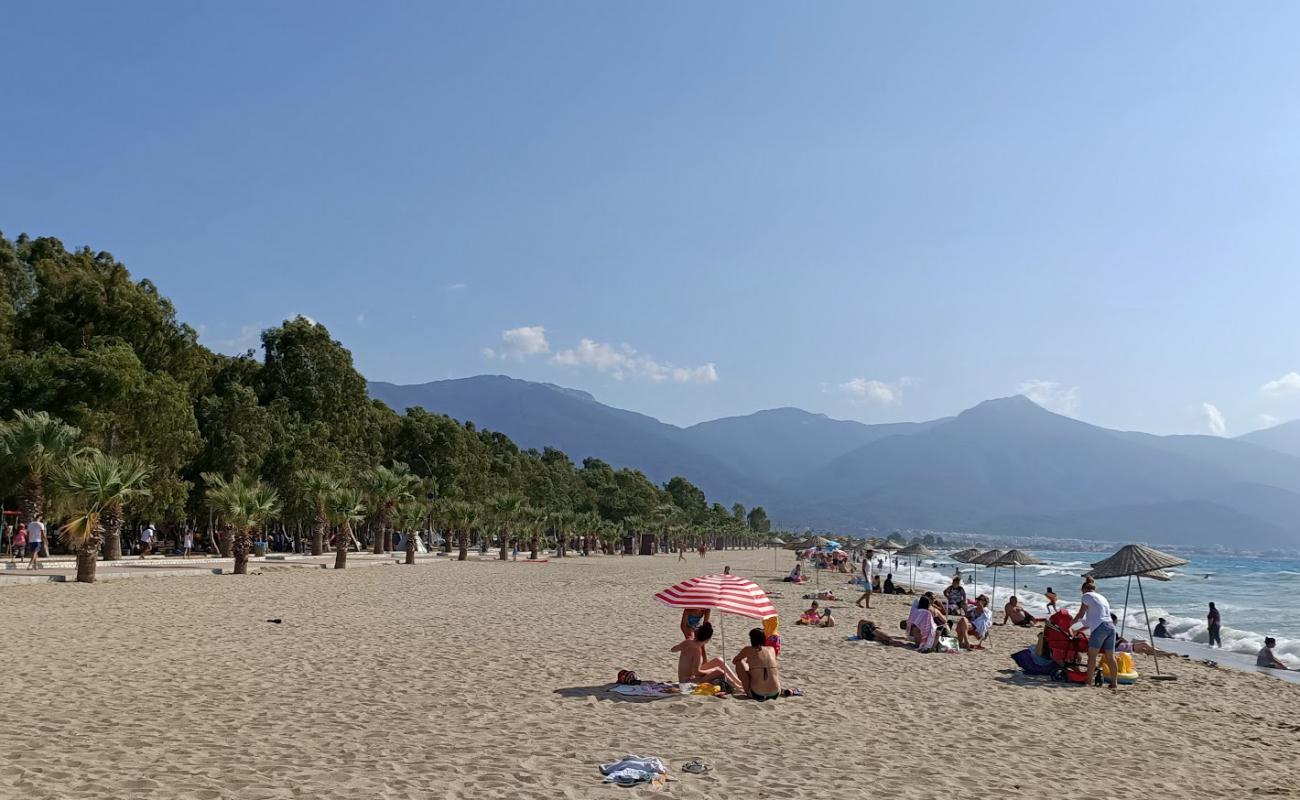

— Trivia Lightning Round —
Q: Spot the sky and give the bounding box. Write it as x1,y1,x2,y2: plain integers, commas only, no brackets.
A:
4,2,1300,434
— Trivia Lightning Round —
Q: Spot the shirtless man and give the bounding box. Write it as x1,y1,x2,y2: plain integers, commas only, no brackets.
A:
1002,596,1040,627
672,623,741,688
732,628,782,700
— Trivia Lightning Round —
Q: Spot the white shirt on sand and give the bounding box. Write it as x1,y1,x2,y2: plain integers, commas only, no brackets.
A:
27,521,44,543
1081,591,1111,630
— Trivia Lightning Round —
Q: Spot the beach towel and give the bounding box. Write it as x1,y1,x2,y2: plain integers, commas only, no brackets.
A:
600,755,668,784
608,683,678,699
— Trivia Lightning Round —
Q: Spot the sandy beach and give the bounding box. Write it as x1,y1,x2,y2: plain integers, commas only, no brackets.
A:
3,550,1298,800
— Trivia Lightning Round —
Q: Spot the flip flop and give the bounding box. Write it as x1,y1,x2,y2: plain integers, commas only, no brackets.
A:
681,761,712,775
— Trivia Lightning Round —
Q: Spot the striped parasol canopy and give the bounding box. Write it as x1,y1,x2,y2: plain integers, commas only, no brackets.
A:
654,574,777,620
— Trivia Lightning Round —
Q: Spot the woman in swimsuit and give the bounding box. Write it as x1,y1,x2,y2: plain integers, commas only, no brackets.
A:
732,628,781,700
680,608,711,639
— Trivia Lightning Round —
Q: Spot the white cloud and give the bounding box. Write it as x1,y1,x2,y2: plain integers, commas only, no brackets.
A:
1202,403,1227,436
355,312,366,325
448,282,468,291
1017,379,1079,416
485,325,550,360
551,338,718,384
1260,372,1300,397
209,323,262,353
1258,413,1281,429
838,377,911,406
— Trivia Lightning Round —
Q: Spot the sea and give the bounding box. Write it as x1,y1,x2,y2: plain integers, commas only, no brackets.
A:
882,550,1300,681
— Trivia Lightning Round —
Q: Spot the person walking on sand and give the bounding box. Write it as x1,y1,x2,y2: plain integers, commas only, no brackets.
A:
1207,602,1222,648
182,528,194,559
26,517,45,570
1072,577,1119,691
12,523,26,562
139,522,155,558
855,548,876,609
677,545,686,562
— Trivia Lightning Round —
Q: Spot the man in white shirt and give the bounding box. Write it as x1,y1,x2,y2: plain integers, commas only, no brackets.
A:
26,517,45,569
855,549,876,609
139,523,155,558
1071,577,1119,690
956,594,993,649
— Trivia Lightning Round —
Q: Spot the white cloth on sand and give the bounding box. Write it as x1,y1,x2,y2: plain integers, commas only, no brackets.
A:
599,755,668,777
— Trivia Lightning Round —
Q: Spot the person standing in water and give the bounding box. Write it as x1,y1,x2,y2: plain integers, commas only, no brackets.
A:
1207,602,1222,648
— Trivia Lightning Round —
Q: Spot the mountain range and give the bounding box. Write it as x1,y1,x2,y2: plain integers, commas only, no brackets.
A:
369,375,1300,548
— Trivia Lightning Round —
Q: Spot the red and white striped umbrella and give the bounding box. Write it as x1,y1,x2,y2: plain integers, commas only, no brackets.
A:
654,574,777,620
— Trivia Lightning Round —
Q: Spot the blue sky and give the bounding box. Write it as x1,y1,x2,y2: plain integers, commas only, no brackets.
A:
4,2,1300,433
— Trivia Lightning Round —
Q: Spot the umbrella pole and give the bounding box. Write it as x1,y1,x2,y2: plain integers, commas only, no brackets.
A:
991,565,999,606
1120,575,1132,639
972,563,978,599
1136,575,1162,677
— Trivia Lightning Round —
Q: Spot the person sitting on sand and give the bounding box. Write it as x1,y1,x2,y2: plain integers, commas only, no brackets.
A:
956,594,993,650
797,601,823,626
785,564,806,584
913,592,949,630
732,628,782,700
680,608,711,639
1002,596,1040,627
905,596,939,651
858,619,910,647
943,576,967,615
883,573,900,594
1153,618,1171,639
819,607,836,628
1256,638,1291,670
672,622,741,688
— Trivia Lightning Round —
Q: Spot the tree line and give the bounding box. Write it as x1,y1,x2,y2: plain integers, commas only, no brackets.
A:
0,232,773,582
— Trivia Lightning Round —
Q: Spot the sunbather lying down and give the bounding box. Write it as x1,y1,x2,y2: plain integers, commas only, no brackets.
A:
857,619,910,647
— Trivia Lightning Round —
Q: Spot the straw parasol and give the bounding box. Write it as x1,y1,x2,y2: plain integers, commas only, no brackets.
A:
769,536,787,571
993,549,1043,601
1088,544,1190,679
967,549,1004,601
877,540,902,552
895,543,936,591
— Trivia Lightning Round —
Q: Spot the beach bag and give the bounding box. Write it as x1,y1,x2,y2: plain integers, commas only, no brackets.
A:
616,670,641,686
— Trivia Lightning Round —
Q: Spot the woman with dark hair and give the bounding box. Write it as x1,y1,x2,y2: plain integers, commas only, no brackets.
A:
732,628,781,700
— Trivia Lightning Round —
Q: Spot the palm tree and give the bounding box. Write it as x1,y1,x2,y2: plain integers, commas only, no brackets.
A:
598,520,622,556
395,499,428,565
0,410,82,556
488,493,525,561
620,515,645,557
548,510,576,558
576,511,601,556
51,452,151,583
203,473,280,575
326,487,366,569
360,463,419,553
524,507,549,560
294,469,340,557
436,499,479,561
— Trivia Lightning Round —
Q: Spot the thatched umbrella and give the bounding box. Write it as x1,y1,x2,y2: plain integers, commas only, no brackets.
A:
967,549,1004,603
769,536,787,571
896,543,936,591
949,548,981,596
993,549,1043,602
877,540,902,552
1088,544,1189,679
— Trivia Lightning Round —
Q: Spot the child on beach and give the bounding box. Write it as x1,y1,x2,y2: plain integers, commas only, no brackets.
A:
671,622,741,689
1045,587,1058,613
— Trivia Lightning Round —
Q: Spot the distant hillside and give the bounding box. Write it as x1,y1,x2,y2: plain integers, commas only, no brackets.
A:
782,396,1300,547
684,408,943,484
368,375,765,504
371,377,1300,548
1239,419,1300,460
